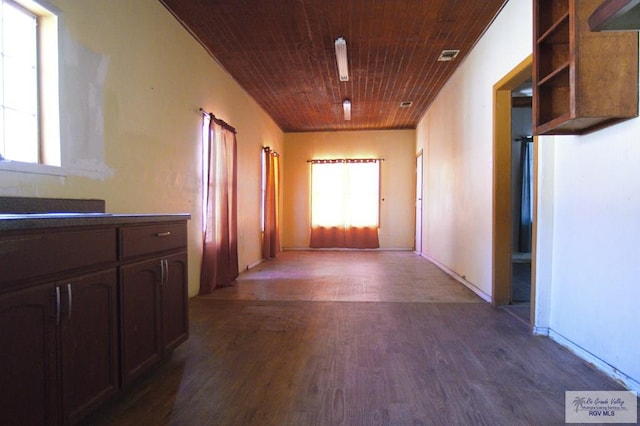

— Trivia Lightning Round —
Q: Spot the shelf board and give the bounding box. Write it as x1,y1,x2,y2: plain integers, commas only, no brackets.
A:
589,0,640,31
538,11,570,42
537,62,570,87
535,114,635,135
533,0,639,135
534,112,573,135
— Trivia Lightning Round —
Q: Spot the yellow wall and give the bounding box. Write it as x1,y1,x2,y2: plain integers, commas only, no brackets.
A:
0,0,283,296
282,130,416,249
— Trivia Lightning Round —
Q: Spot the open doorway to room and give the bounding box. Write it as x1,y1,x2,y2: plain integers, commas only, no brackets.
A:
510,82,533,312
492,55,536,327
415,150,423,254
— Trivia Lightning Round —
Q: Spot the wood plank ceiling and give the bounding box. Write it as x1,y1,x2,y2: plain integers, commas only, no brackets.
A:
159,0,508,132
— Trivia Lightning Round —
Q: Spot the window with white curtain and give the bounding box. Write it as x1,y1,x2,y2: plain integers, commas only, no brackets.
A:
311,159,380,228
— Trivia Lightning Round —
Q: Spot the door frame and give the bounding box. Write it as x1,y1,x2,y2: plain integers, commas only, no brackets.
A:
415,150,423,254
492,55,537,325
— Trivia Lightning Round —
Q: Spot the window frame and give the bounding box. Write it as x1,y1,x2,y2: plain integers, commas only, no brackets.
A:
310,159,381,229
0,0,61,174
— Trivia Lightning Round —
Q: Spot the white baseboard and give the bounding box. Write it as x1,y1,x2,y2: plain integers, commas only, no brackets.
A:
546,329,640,393
244,258,265,271
419,253,492,303
532,326,549,336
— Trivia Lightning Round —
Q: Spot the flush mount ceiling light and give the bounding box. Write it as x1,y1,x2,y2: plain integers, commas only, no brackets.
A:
438,49,460,62
343,99,351,120
335,37,349,81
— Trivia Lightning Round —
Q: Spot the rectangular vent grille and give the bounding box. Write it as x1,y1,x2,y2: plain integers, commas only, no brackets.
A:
438,49,460,61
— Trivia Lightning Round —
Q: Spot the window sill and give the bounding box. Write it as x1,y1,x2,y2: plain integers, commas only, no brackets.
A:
0,160,67,177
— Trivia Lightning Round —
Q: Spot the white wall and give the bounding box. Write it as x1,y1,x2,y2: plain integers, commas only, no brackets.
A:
417,0,640,390
416,0,532,299
547,117,640,390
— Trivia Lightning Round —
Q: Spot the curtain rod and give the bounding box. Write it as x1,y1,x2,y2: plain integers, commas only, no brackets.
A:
263,146,280,157
307,158,384,163
199,108,237,134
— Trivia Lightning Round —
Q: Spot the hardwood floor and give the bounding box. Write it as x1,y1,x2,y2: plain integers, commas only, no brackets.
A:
82,251,632,425
206,251,482,303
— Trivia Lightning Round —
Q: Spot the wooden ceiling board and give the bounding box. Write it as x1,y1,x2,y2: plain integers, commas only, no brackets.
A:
159,0,508,132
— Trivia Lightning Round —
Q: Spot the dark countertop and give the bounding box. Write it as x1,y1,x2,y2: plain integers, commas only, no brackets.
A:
0,213,191,232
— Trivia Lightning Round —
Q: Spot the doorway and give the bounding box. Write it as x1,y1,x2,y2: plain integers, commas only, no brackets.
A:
492,55,536,327
510,83,533,320
415,150,423,254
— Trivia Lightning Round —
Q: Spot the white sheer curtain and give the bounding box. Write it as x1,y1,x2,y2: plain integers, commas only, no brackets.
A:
310,159,380,248
199,113,239,294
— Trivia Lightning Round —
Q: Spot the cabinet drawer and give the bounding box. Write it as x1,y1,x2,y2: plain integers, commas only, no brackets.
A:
0,228,117,288
119,222,187,260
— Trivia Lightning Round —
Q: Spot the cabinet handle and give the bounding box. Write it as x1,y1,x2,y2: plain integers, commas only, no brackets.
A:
55,286,61,326
67,283,73,320
163,259,169,285
155,231,171,237
160,259,166,285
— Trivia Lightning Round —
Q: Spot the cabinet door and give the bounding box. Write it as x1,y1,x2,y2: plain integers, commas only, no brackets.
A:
162,252,189,353
0,284,58,425
59,269,119,424
120,259,162,387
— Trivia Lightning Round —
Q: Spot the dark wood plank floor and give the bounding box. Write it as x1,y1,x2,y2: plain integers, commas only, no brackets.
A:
82,251,633,425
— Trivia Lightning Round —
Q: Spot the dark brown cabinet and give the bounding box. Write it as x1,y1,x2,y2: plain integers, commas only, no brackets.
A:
120,258,163,386
0,284,58,425
59,270,119,424
162,252,189,352
533,0,638,135
0,268,118,425
0,227,118,425
0,217,189,425
119,222,189,387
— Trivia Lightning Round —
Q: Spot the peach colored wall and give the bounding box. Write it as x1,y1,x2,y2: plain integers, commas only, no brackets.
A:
0,0,283,296
282,130,416,249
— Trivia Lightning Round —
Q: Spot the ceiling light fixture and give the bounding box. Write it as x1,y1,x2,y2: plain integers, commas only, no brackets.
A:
335,37,349,82
343,99,351,120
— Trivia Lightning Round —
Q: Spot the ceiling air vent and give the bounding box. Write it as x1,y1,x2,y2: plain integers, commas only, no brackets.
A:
438,49,460,62
400,101,413,108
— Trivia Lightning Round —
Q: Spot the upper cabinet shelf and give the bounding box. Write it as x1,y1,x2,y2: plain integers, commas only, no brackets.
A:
533,0,639,135
589,0,640,31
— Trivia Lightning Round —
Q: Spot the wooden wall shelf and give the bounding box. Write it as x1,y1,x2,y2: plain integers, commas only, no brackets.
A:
533,0,639,135
589,0,640,31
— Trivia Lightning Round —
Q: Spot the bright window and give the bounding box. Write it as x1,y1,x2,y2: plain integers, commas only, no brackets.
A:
0,0,60,167
201,113,211,233
311,160,380,228
260,149,266,232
